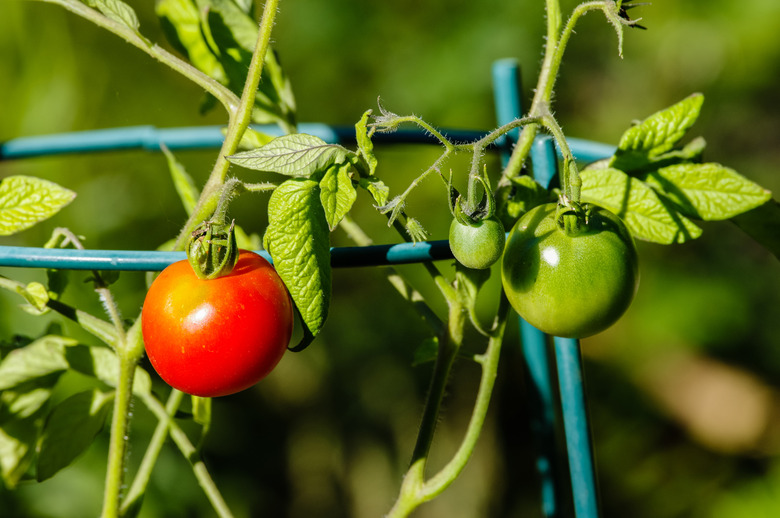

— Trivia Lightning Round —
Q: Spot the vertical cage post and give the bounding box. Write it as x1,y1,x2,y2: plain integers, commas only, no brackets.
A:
492,58,601,518
492,59,559,518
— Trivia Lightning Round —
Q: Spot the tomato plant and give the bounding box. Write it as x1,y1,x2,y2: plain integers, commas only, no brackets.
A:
502,203,639,338
0,1,776,518
449,215,506,269
142,250,293,397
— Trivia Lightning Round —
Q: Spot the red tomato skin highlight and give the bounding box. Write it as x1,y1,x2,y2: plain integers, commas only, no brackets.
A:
142,250,293,397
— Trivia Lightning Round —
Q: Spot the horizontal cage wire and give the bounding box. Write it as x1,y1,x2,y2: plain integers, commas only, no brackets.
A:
0,125,614,271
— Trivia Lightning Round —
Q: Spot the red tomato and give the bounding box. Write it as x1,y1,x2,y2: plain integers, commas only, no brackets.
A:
142,250,293,397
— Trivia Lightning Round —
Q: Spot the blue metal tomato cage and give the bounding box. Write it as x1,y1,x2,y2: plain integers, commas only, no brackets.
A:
0,59,613,518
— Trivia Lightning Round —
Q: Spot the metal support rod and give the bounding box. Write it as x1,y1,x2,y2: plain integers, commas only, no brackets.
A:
532,114,601,518
0,239,456,271
554,337,600,518
493,58,560,518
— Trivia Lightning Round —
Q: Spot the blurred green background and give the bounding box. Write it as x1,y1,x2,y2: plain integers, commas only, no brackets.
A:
1,0,779,517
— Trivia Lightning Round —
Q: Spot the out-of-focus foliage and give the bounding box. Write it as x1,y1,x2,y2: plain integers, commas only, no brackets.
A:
0,1,778,517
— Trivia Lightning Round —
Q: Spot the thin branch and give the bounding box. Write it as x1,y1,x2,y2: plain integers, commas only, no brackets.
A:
33,0,240,113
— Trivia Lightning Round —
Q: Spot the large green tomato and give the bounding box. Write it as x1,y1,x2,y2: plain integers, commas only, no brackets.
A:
501,203,639,338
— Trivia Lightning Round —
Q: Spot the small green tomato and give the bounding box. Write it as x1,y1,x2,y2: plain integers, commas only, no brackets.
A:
449,216,506,270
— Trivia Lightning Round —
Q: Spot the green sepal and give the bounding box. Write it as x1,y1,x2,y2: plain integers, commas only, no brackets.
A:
187,220,239,280
452,196,475,226
452,172,499,224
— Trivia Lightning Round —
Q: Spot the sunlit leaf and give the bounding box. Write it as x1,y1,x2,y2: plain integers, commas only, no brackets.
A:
319,162,357,231
610,94,704,172
581,168,702,244
87,0,140,31
355,110,378,176
0,378,58,489
641,163,772,220
0,336,75,391
0,176,76,236
228,134,349,177
264,178,330,350
64,345,152,396
161,144,199,216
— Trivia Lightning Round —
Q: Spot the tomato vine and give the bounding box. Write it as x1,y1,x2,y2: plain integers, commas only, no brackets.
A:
0,1,775,518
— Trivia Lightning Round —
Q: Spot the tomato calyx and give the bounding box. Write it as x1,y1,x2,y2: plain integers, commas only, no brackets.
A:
448,177,506,270
554,197,593,237
187,218,239,280
450,174,498,224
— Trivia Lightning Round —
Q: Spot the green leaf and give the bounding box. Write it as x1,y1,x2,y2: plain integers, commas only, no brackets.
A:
192,395,211,427
0,376,59,489
65,345,152,397
156,0,226,82
202,0,296,129
1,374,59,422
358,176,390,207
37,389,113,481
455,264,492,335
641,163,772,221
19,282,50,314
505,175,551,219
235,126,274,151
264,179,331,349
232,0,253,13
610,94,704,172
46,269,69,300
355,110,378,176
0,176,76,236
158,0,295,128
0,420,38,488
412,337,438,366
87,0,140,31
581,168,702,244
200,0,257,50
0,336,76,391
731,200,780,260
319,162,357,231
228,134,349,177
161,144,199,216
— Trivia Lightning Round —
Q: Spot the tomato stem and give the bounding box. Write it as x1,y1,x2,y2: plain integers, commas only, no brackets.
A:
121,389,185,516
34,0,239,114
386,297,465,518
499,1,614,194
140,392,236,518
172,0,283,252
423,300,509,500
100,353,137,518
387,294,511,517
